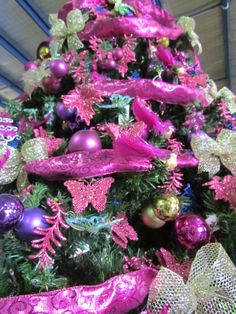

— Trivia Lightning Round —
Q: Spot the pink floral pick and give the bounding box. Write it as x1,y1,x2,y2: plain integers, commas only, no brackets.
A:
112,213,138,249
156,248,192,282
29,199,69,268
62,85,103,125
72,50,89,83
64,177,115,213
159,170,183,194
123,255,156,273
98,121,147,140
205,175,236,210
179,72,208,88
34,127,63,156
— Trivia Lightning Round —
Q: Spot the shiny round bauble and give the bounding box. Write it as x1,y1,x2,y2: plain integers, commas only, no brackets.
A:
37,41,51,60
175,214,212,250
153,194,180,221
14,207,49,242
157,37,170,48
50,60,68,78
42,76,61,94
141,204,166,229
56,102,76,121
0,194,24,231
24,61,37,71
99,59,117,71
112,48,124,61
175,67,185,75
68,129,102,153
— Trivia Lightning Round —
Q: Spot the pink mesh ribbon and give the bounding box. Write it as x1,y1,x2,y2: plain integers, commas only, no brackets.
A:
92,77,206,105
0,268,156,314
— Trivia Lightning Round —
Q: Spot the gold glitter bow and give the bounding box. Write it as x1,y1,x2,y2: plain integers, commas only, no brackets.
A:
147,243,236,313
49,9,85,51
190,129,236,178
178,16,202,54
0,138,48,188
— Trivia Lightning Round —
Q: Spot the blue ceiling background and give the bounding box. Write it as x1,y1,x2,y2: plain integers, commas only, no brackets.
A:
0,0,234,105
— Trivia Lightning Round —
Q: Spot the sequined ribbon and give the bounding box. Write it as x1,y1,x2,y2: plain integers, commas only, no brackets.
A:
0,138,48,187
147,243,236,313
178,16,202,54
49,9,85,50
190,129,236,177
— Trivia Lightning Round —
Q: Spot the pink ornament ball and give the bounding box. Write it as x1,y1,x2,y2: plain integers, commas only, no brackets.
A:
24,61,37,71
50,60,68,78
68,129,102,153
175,214,212,250
42,76,61,94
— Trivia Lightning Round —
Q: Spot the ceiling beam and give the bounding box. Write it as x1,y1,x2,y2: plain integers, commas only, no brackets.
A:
222,0,232,89
0,34,30,64
0,73,23,94
153,0,163,7
15,0,50,36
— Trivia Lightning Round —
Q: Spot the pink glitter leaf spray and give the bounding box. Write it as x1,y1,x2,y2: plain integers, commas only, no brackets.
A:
205,175,236,210
29,199,69,267
64,177,115,213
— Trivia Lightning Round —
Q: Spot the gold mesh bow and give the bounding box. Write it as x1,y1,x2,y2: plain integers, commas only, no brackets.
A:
178,16,202,54
49,9,85,51
190,129,236,177
0,138,48,188
147,243,236,313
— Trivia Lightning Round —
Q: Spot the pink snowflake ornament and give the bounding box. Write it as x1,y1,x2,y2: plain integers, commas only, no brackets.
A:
64,177,115,213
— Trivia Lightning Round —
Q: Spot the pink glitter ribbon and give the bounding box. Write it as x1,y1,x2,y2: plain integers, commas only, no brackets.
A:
92,77,206,105
0,147,10,169
0,268,157,314
60,0,183,41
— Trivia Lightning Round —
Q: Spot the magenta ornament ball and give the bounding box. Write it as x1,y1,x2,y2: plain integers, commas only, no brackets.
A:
0,194,24,231
50,60,68,78
14,207,49,242
175,214,211,250
68,129,102,153
24,61,37,71
112,48,123,61
42,76,61,94
56,102,76,121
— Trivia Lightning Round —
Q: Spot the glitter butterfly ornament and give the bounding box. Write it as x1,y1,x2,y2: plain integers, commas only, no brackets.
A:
64,177,115,213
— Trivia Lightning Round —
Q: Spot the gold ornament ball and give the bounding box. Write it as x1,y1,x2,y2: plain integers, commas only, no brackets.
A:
141,204,166,229
153,194,180,221
176,67,185,75
157,37,170,48
38,46,50,60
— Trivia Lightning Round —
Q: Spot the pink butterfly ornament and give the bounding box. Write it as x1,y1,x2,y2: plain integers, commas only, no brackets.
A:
64,177,115,213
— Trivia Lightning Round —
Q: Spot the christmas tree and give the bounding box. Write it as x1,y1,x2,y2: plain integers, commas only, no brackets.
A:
0,0,236,312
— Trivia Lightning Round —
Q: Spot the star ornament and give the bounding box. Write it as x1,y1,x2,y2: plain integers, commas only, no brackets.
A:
62,85,103,125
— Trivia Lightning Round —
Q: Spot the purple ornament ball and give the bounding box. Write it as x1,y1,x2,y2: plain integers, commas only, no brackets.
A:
24,61,37,71
68,129,102,153
14,207,49,242
0,194,24,231
175,214,212,250
104,59,117,70
42,76,61,94
56,102,76,121
50,60,68,78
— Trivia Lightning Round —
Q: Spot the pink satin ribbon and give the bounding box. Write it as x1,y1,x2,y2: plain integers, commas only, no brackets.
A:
0,268,157,314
